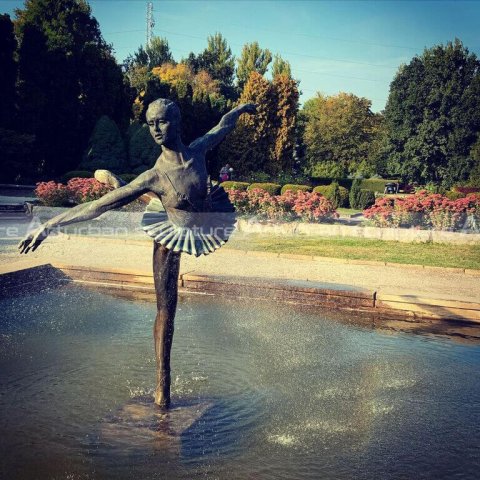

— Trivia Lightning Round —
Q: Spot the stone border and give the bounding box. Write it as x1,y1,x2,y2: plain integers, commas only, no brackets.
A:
2,264,479,324
237,219,480,244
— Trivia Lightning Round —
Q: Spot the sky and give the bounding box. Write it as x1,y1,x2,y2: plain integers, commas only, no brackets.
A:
2,0,480,112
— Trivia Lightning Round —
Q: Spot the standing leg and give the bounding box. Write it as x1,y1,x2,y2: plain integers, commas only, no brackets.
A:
152,242,181,408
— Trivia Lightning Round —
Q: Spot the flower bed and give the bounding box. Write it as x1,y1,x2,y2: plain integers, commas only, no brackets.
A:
35,178,112,206
363,191,480,231
226,188,338,222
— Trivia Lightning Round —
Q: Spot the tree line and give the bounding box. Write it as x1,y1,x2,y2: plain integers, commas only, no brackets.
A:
0,0,479,189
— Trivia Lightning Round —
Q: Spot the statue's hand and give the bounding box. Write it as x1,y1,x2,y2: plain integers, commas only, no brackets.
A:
18,225,50,254
238,103,257,115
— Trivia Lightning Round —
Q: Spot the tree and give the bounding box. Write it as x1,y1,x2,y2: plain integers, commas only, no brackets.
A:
14,0,129,177
271,74,299,172
382,40,480,186
124,36,173,71
0,14,17,129
302,92,382,178
183,33,236,100
218,71,299,176
236,42,272,90
127,122,161,173
272,54,292,79
79,116,126,172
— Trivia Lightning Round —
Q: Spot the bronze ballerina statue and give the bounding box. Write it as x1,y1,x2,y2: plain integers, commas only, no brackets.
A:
19,99,256,408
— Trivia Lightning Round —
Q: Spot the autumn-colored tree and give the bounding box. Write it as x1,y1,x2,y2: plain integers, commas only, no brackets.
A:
236,42,272,90
218,71,299,176
218,72,276,174
303,92,382,178
271,74,299,172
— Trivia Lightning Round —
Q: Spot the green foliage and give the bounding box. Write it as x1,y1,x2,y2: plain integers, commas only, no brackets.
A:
124,36,173,71
337,186,349,208
185,33,235,95
360,178,398,193
0,128,36,183
349,178,362,209
220,181,250,191
79,116,126,172
128,123,161,170
14,0,129,178
236,41,272,89
445,190,465,200
357,189,376,209
312,182,349,208
280,184,312,194
60,170,92,182
272,54,292,78
313,185,330,196
0,14,17,129
311,161,346,179
310,177,354,190
303,92,383,178
247,182,282,195
382,40,480,187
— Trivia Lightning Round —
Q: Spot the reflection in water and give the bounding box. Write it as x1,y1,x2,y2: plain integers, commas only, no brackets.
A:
0,283,479,479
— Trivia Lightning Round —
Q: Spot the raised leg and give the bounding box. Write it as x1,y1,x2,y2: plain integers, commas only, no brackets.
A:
152,242,181,408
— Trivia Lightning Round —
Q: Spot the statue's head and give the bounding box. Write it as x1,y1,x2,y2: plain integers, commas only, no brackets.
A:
146,98,181,147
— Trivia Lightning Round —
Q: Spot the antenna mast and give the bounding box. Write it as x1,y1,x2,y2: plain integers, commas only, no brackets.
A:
146,2,155,46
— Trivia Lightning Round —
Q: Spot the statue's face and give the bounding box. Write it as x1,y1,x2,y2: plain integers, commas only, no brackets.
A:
146,104,179,147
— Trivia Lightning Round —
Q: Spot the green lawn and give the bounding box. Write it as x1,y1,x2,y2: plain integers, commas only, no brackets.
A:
225,234,480,269
336,208,363,217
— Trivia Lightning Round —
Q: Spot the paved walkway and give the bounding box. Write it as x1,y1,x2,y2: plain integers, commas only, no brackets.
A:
1,228,479,304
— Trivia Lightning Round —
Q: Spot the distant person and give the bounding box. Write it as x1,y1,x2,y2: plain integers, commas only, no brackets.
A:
219,164,232,183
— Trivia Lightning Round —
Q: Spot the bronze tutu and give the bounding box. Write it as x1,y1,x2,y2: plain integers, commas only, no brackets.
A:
141,185,236,256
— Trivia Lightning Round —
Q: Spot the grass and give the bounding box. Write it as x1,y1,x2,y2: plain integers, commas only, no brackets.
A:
225,234,480,270
336,208,363,217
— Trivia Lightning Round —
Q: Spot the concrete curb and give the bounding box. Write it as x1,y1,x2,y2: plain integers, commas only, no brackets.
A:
2,264,479,324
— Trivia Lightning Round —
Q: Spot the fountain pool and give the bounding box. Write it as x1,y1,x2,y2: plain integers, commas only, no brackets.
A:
1,283,479,479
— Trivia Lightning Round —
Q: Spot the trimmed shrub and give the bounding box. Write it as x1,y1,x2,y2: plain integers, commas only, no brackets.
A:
280,184,312,195
79,116,126,172
446,190,465,200
60,170,93,183
35,181,70,207
357,189,376,209
364,191,480,230
67,178,113,203
226,188,338,222
338,186,349,208
247,183,282,195
221,181,250,191
313,183,349,208
349,178,362,209
452,186,480,194
128,123,161,170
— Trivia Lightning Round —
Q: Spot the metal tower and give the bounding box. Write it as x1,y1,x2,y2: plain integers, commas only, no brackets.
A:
146,2,155,46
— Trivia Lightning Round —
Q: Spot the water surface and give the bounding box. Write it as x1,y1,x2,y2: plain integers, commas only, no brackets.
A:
1,284,479,479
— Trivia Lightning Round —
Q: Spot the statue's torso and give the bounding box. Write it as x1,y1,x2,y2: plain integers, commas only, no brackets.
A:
149,151,209,211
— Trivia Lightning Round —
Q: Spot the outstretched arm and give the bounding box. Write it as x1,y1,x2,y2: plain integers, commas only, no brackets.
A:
189,103,257,153
18,169,158,254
